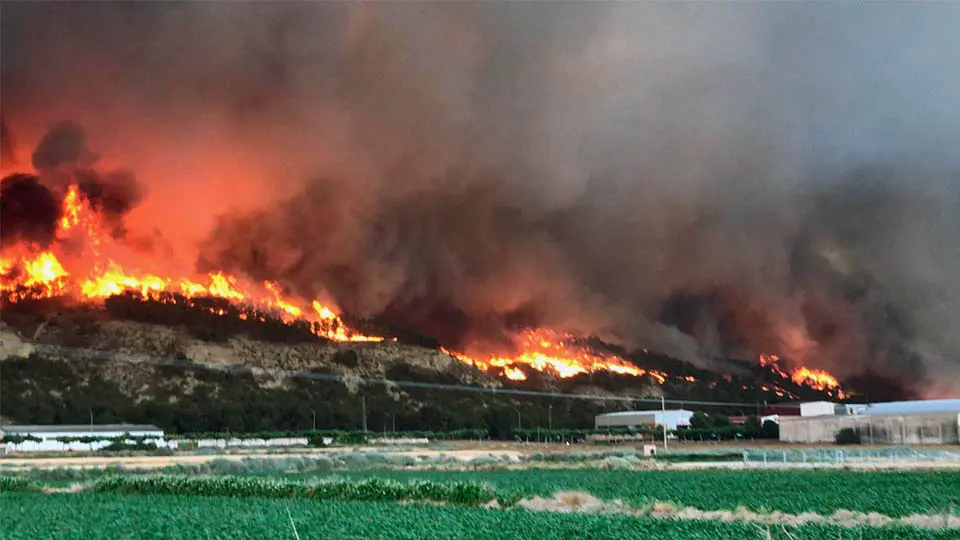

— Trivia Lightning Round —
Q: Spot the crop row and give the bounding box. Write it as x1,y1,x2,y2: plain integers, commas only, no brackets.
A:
1,493,954,540
90,475,500,506
324,468,960,518
0,476,40,493
7,467,960,518
51,470,960,518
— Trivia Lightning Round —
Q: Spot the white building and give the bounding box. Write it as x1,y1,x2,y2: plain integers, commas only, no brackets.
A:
799,401,838,417
798,399,960,420
861,399,960,416
595,410,694,430
0,424,171,452
841,404,868,416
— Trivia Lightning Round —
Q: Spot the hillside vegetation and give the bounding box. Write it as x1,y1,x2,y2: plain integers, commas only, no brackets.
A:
0,295,837,434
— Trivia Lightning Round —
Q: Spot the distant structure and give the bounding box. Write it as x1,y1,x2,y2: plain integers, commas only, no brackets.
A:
0,424,169,452
780,399,960,445
595,409,694,431
799,401,867,417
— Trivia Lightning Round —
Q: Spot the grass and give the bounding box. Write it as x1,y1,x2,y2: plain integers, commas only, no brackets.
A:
1,493,954,540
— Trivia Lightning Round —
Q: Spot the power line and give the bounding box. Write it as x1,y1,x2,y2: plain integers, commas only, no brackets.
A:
29,343,801,408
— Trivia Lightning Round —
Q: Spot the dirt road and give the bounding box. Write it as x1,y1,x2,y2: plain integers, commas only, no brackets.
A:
0,448,524,470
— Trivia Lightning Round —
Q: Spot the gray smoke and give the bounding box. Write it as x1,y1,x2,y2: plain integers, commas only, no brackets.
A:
3,3,960,396
0,116,15,166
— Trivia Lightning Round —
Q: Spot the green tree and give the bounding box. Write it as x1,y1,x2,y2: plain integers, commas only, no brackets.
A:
761,419,779,439
835,427,861,445
743,416,762,437
689,411,710,429
710,414,731,428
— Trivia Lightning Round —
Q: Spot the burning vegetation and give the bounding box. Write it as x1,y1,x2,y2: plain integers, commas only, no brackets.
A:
0,121,850,395
442,329,669,383
759,353,844,399
1,182,381,343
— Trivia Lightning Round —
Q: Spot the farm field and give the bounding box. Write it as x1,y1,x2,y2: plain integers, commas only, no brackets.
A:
0,493,955,540
293,469,960,517
4,459,960,517
2,460,959,538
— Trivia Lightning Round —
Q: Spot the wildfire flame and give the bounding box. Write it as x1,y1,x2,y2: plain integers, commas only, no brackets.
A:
760,353,845,398
0,183,381,343
442,329,670,382
0,181,849,391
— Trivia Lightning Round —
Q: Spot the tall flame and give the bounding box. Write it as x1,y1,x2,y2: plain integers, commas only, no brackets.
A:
0,183,381,343
760,353,844,398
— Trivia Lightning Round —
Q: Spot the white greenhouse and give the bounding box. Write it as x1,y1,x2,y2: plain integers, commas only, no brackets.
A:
0,424,173,452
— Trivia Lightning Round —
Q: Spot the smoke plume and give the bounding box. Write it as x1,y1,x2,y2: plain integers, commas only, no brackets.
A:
0,116,16,166
3,3,960,396
0,173,60,246
1,121,144,243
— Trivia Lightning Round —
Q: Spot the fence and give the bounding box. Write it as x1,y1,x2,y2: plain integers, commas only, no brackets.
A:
741,447,960,466
193,437,315,449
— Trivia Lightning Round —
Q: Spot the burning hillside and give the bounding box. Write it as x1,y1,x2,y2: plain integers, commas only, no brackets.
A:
0,127,675,381
760,353,844,400
0,124,845,394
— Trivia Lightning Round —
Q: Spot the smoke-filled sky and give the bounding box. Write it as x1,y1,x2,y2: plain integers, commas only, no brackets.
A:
3,3,960,397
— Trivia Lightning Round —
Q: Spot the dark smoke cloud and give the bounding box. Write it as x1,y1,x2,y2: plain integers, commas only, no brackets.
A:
32,121,97,170
3,3,960,396
0,173,61,246
75,168,143,239
1,121,145,243
0,116,16,166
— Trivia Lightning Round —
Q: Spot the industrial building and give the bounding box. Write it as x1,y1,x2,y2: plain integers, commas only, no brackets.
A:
595,409,694,430
0,424,169,452
780,399,960,445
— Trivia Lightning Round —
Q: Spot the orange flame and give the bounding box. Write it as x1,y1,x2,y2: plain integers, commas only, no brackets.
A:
760,353,844,398
443,329,670,382
1,184,382,344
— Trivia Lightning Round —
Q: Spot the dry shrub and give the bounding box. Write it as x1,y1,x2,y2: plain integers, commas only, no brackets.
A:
518,491,609,514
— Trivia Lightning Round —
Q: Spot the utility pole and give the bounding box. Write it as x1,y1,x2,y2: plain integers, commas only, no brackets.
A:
361,396,367,432
392,413,396,433
548,404,553,431
661,394,668,451
311,410,316,431
516,408,521,431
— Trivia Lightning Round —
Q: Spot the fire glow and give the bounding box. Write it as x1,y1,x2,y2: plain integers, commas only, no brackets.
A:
760,353,845,398
0,184,381,343
443,329,670,383
1,179,848,390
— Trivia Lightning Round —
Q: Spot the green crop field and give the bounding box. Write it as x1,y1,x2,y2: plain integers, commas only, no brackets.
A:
299,469,960,517
1,493,955,540
2,467,957,539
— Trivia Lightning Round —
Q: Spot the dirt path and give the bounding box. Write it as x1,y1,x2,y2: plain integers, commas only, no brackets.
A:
0,449,524,470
